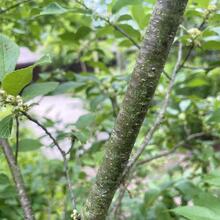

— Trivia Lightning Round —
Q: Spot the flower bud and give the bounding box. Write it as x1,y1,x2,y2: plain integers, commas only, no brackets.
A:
6,95,15,103
188,28,202,38
208,4,217,12
0,89,7,98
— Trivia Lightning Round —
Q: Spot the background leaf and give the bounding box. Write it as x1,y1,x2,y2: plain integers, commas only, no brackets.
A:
2,66,33,96
15,139,42,152
40,2,67,15
0,115,13,138
172,206,219,220
22,82,59,101
112,0,142,13
0,34,20,81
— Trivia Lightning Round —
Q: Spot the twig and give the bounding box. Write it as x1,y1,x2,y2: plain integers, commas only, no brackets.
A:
15,116,20,165
0,0,32,14
111,176,132,218
0,139,35,220
22,112,65,155
182,65,216,72
22,112,77,210
107,20,140,49
137,132,204,166
177,10,212,71
163,70,172,80
112,132,204,217
75,0,140,49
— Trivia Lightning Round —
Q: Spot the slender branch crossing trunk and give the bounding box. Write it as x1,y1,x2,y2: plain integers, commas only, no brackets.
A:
0,139,35,220
82,0,188,219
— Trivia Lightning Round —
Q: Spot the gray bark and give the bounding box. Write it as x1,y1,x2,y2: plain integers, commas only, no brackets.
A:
82,0,188,219
0,139,35,220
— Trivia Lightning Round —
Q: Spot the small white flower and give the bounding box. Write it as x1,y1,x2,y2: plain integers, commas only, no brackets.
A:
188,28,201,38
0,89,6,96
6,95,15,103
208,4,217,12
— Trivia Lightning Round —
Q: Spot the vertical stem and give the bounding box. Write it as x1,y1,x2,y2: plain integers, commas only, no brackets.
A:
82,0,188,219
0,139,35,220
15,116,19,164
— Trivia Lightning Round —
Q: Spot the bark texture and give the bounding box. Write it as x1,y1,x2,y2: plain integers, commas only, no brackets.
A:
0,139,35,220
82,0,188,219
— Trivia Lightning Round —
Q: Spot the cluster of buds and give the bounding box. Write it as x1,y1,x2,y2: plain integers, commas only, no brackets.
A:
0,89,29,115
70,209,81,220
188,28,202,39
207,4,217,13
204,4,217,18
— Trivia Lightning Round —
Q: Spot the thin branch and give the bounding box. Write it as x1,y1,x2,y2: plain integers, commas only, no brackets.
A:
0,0,32,14
0,139,35,220
137,132,204,166
182,65,217,72
163,70,172,80
112,132,204,217
177,10,212,71
22,112,77,210
107,20,140,49
22,112,65,155
111,177,131,218
75,0,140,49
15,116,20,165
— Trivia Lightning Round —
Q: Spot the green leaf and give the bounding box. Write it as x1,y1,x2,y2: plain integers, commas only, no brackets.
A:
144,189,161,208
0,34,20,81
112,0,142,13
114,24,141,41
203,36,220,50
175,180,199,199
117,14,133,22
40,2,67,15
75,26,92,40
179,100,191,111
204,170,220,186
22,82,59,101
2,55,51,96
72,129,90,144
208,109,220,123
194,192,220,216
34,54,51,66
154,203,172,220
15,139,42,152
0,185,16,199
172,206,219,220
189,0,210,8
0,115,13,138
131,5,148,29
2,66,33,96
53,81,86,94
0,173,10,185
75,114,96,129
186,78,209,87
210,27,220,36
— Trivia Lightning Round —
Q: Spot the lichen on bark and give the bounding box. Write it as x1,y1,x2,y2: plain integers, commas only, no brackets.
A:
82,0,188,219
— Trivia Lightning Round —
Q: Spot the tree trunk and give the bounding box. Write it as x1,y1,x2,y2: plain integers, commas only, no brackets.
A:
82,0,188,219
0,139,35,220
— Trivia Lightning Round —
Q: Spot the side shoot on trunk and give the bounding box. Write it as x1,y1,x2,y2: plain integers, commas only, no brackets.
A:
82,0,188,219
